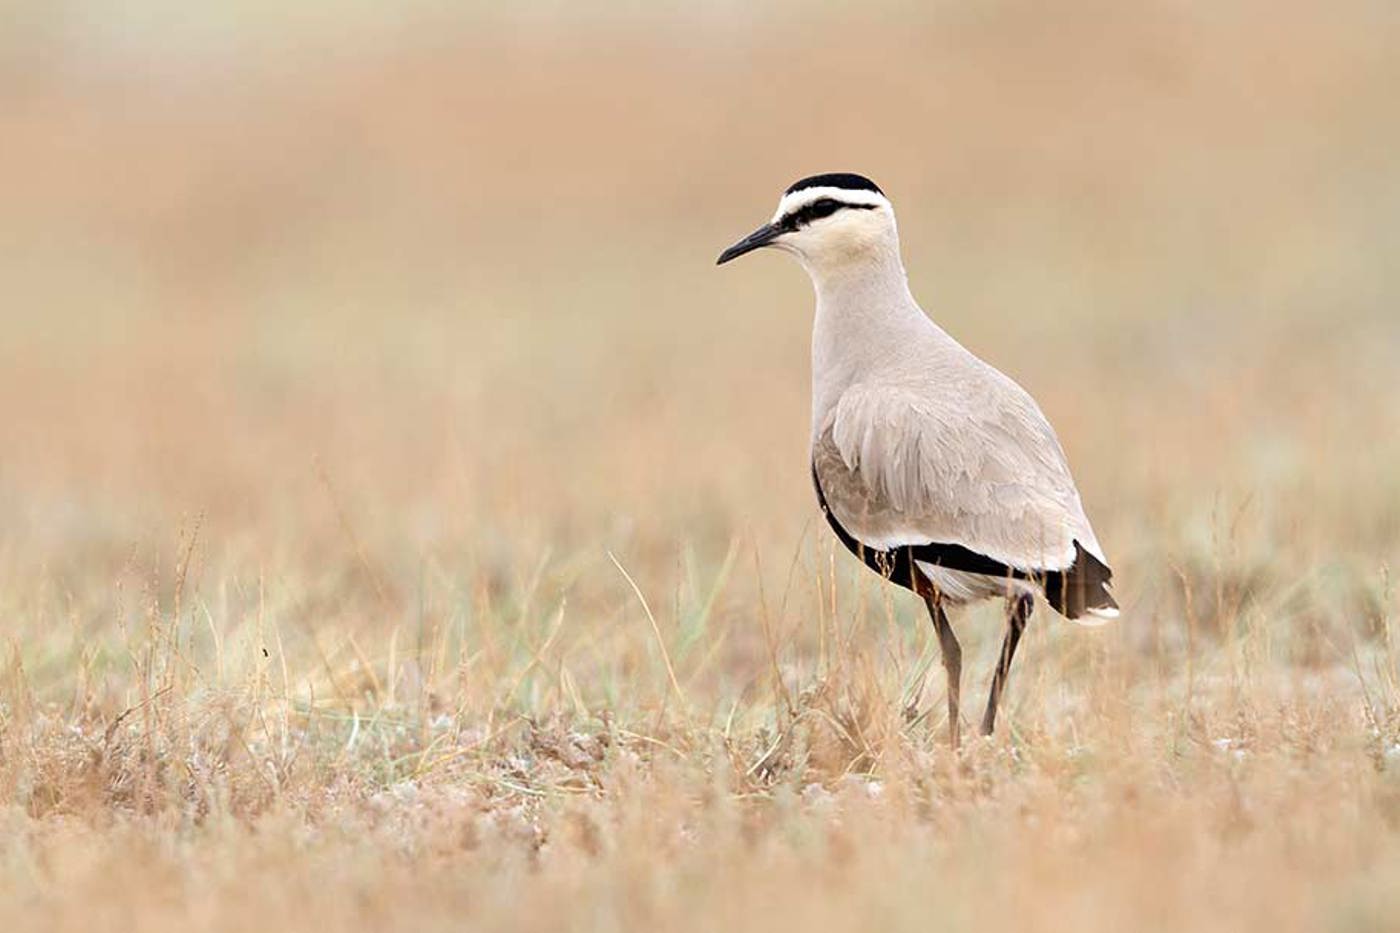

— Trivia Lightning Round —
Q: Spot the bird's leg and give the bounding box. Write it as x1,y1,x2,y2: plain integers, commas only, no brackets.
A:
981,592,1033,737
923,593,962,750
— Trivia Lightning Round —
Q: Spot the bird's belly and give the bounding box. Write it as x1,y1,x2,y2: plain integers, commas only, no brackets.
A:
916,563,1038,605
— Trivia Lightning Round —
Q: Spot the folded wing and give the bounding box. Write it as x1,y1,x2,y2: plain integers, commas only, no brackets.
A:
814,380,1117,619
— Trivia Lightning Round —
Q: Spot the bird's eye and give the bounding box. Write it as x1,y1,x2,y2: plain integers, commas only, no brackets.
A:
780,198,848,231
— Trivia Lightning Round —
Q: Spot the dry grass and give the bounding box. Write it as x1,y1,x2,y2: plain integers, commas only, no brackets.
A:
3,3,1400,930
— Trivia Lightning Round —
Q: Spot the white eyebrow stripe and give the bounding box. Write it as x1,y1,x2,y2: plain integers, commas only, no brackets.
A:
772,187,890,223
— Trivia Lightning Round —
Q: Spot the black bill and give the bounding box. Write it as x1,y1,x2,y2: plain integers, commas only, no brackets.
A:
716,222,782,265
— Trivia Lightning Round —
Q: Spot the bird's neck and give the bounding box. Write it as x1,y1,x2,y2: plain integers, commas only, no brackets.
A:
802,239,908,299
808,251,931,433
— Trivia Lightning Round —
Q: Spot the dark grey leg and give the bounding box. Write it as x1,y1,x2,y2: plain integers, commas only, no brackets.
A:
981,593,1033,736
923,594,962,750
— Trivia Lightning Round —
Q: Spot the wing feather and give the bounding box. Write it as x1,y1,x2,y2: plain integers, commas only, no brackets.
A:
817,380,1105,572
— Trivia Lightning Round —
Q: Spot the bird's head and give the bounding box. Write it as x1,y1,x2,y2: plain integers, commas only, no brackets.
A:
716,173,898,277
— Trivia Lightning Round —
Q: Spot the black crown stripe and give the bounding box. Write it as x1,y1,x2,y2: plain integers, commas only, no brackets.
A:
785,173,883,196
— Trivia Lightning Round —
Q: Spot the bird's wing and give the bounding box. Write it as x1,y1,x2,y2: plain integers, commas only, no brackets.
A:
814,380,1105,573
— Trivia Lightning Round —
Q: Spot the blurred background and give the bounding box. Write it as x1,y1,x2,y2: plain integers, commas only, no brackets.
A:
2,1,1398,708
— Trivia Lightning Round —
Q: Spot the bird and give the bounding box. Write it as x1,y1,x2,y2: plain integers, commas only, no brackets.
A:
717,172,1117,748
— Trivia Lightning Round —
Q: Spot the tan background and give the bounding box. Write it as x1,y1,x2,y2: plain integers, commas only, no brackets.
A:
2,3,1400,930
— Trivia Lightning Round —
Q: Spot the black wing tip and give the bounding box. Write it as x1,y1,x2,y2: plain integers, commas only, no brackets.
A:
1044,542,1116,620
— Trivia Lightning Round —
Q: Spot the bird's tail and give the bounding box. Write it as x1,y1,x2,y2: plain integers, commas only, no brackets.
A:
1042,542,1118,624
